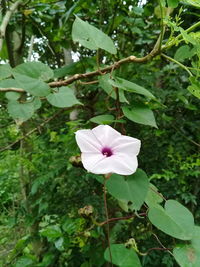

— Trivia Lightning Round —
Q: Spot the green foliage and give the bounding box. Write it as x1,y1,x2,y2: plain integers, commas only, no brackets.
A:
7,101,35,121
46,87,82,108
0,0,200,266
104,169,149,211
104,244,142,267
72,16,117,54
122,104,157,128
148,200,194,240
13,61,54,81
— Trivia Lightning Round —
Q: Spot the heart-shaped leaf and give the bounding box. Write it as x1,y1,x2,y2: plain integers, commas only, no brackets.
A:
106,169,149,211
122,103,157,128
47,86,82,108
148,200,194,240
72,16,117,54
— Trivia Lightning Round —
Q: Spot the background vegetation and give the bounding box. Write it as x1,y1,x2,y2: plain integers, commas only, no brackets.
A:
0,0,200,266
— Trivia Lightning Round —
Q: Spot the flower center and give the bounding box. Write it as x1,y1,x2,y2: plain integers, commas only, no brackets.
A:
102,147,113,157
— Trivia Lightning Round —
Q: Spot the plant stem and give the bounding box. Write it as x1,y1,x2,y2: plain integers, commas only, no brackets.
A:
103,178,113,267
161,53,193,76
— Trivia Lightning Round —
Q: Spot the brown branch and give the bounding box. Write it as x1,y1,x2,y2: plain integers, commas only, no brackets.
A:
99,212,147,226
0,109,63,153
0,88,25,93
0,0,23,51
48,52,159,88
152,233,173,256
0,39,160,93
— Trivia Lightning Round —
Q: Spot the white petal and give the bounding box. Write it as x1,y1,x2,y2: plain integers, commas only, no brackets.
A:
75,129,102,153
81,152,105,172
82,152,138,175
112,135,141,155
92,125,121,147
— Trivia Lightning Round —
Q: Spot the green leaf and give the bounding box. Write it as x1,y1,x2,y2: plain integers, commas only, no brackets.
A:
145,183,163,208
122,103,157,128
0,64,12,80
90,114,115,124
0,78,19,88
167,0,179,8
54,237,64,251
109,77,156,99
72,16,117,54
13,61,54,81
106,169,149,211
40,225,62,239
187,78,200,99
174,45,195,62
173,245,200,267
13,73,51,97
5,92,20,100
7,101,34,121
180,28,197,45
148,200,194,240
99,74,129,103
15,256,34,267
47,86,82,107
182,0,200,7
104,244,141,267
191,226,200,252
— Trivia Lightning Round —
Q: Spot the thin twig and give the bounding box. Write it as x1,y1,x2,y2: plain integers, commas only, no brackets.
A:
161,53,193,76
99,213,147,226
103,178,113,267
0,109,63,152
0,43,161,93
152,233,173,256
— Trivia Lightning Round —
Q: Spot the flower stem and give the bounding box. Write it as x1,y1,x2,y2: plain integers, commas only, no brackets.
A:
103,178,113,267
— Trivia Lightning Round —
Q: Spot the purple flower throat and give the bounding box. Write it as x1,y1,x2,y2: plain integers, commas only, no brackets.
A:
102,147,113,157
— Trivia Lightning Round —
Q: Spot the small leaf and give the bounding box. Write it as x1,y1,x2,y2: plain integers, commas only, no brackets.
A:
5,92,21,100
99,74,129,103
55,237,64,251
106,169,149,211
174,45,194,62
40,225,62,239
7,101,34,121
187,78,200,99
122,103,157,128
104,244,142,267
13,73,50,97
148,200,194,240
167,0,179,8
109,77,156,99
15,256,34,267
72,16,117,54
90,115,115,124
13,61,54,81
182,0,200,7
47,86,82,107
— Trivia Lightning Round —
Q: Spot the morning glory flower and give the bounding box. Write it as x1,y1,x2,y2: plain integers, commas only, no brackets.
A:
75,125,141,175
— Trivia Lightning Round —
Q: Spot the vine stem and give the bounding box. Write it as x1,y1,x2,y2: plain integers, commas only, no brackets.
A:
103,177,113,267
161,53,193,76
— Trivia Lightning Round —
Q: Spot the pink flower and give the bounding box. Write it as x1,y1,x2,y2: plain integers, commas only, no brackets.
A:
75,125,141,175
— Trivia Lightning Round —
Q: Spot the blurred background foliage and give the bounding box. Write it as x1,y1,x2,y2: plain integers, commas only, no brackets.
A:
0,0,200,266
